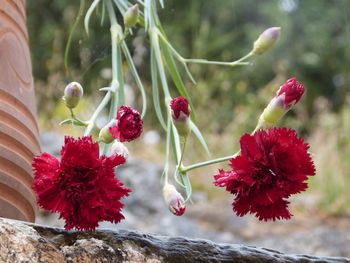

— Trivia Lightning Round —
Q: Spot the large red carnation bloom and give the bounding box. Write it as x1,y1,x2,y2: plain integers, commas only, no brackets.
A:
214,128,315,221
32,136,131,231
109,105,143,142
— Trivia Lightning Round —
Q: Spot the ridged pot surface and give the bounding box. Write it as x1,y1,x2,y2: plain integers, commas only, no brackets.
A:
0,0,40,222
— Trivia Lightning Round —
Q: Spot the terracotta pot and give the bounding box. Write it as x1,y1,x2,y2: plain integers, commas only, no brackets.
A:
0,0,40,222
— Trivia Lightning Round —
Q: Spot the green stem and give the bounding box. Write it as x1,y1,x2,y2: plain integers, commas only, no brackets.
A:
150,27,171,99
84,92,111,136
121,41,147,117
181,151,240,173
156,29,255,67
235,52,255,63
178,136,187,167
103,0,125,155
162,117,172,184
182,58,249,67
251,122,262,135
69,108,76,119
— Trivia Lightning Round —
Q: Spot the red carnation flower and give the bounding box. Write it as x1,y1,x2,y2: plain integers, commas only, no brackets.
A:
109,105,143,142
170,97,190,121
276,77,305,109
32,136,131,231
214,128,315,221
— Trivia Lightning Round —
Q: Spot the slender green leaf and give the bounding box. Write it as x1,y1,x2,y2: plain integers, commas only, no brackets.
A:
190,121,211,157
116,45,125,108
59,119,87,127
112,0,127,15
161,117,172,183
174,170,186,188
84,0,102,35
181,171,192,203
100,1,106,26
160,41,197,122
64,0,86,71
151,49,167,129
121,42,147,118
156,27,197,85
150,30,171,99
144,0,151,29
170,123,181,164
99,86,115,92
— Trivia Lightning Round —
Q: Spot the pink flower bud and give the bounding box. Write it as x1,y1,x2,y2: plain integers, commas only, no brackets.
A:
170,97,191,137
99,120,118,144
124,4,139,28
109,105,143,142
259,77,305,127
63,82,84,109
252,27,281,55
276,77,305,109
170,97,190,121
162,184,186,216
111,141,129,160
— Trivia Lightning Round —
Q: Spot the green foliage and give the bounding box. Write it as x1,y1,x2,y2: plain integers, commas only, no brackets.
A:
28,0,350,213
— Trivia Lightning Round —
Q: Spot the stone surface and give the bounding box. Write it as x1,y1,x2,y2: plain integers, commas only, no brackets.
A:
0,217,349,263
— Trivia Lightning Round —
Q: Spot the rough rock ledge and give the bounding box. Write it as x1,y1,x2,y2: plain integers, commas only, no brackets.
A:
0,217,349,263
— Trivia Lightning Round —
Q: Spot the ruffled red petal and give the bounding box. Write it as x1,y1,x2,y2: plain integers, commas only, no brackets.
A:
214,127,315,221
110,105,143,142
32,136,131,231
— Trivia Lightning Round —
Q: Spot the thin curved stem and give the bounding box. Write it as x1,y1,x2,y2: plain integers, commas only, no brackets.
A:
64,0,86,72
156,29,255,67
84,92,112,136
181,151,240,173
178,136,187,167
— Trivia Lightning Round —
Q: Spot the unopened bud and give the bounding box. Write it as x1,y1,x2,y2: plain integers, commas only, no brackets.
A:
163,184,186,216
111,141,129,160
124,4,139,28
99,120,118,144
252,27,281,55
259,77,305,128
170,97,191,137
63,82,83,109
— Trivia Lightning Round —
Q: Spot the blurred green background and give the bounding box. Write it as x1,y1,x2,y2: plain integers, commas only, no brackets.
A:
28,0,350,215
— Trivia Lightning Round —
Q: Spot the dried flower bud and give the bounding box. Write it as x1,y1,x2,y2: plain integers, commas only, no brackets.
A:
163,184,186,216
124,4,139,29
99,120,118,144
63,82,83,109
170,97,191,137
259,77,305,127
111,141,129,160
252,27,281,55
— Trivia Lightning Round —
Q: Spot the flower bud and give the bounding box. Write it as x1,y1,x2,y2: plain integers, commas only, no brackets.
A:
63,82,84,109
124,4,139,29
252,27,281,55
259,77,305,128
99,120,118,144
109,105,143,142
111,141,129,160
163,184,186,216
170,97,191,137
